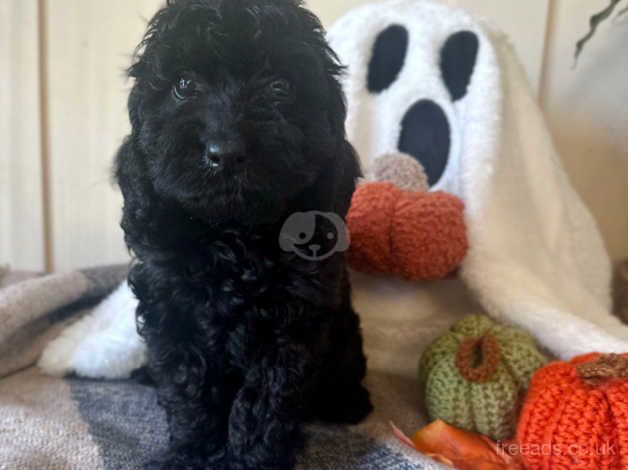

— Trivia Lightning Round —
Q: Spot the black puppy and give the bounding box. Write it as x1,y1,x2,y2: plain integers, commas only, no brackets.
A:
115,0,372,468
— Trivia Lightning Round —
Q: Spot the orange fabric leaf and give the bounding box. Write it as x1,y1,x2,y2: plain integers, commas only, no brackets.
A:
391,420,523,470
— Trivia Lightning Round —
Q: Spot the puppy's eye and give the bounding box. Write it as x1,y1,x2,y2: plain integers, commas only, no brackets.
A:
269,79,292,101
173,75,197,100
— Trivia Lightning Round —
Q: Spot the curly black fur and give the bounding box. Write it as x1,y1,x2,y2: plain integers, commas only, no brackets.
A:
115,1,372,468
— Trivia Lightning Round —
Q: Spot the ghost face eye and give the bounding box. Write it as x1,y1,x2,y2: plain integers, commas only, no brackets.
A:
367,24,409,93
173,73,198,100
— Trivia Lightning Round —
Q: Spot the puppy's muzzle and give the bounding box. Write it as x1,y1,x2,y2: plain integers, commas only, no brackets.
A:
204,138,246,169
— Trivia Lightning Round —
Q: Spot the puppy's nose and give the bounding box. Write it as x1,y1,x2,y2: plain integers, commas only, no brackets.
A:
204,139,246,168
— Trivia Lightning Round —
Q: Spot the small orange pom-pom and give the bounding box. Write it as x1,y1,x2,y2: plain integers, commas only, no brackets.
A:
347,182,467,281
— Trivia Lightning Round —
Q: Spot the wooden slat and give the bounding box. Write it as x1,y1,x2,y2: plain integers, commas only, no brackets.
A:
44,0,163,270
0,0,45,271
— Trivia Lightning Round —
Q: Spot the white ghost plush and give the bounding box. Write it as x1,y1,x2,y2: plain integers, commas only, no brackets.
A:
328,0,628,357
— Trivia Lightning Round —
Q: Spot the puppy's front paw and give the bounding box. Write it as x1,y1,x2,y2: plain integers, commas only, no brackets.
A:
318,384,373,424
342,384,374,424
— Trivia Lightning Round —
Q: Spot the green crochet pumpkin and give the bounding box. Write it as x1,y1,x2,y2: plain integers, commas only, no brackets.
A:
418,314,547,440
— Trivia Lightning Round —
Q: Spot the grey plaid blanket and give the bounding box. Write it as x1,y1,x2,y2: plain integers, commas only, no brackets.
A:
0,265,449,469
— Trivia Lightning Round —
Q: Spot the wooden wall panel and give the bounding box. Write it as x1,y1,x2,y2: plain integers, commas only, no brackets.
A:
44,0,162,270
540,0,628,260
0,0,45,271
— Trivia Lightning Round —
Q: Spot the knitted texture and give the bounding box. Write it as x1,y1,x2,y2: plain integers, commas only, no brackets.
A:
370,152,430,192
517,353,628,470
346,181,467,281
455,333,501,382
418,315,547,440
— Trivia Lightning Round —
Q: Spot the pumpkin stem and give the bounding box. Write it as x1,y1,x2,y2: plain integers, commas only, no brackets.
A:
455,332,501,382
576,354,628,383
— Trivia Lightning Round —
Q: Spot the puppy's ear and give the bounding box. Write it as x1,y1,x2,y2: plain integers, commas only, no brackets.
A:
332,141,361,217
314,49,361,217
308,138,360,218
297,4,347,139
115,139,205,257
127,84,144,132
115,140,144,206
115,139,178,258
325,73,348,140
324,55,361,217
114,139,152,255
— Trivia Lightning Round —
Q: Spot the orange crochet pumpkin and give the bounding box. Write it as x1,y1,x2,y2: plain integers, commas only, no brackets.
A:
516,353,628,470
346,181,467,281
